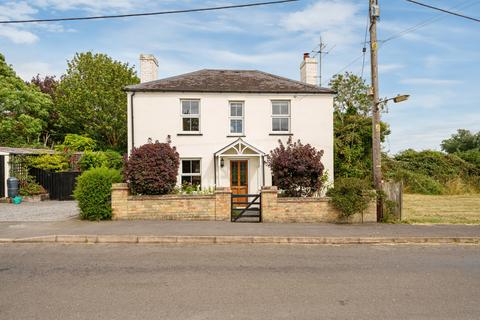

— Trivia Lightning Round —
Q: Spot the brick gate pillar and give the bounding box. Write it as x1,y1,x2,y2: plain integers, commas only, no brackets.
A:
111,183,129,220
215,187,231,221
261,186,278,223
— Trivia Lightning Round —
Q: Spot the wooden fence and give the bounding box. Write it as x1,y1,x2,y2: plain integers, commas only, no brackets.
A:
382,181,403,221
30,168,81,201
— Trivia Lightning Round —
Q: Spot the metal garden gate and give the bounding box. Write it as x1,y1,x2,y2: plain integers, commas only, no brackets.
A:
231,193,261,222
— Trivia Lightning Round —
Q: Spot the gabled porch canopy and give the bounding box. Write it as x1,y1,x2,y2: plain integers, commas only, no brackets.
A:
214,138,266,187
214,138,266,158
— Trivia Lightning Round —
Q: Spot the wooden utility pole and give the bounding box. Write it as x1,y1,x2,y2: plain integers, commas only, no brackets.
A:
369,0,383,221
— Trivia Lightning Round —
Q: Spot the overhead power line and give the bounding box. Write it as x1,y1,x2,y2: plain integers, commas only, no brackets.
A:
406,0,480,23
0,0,299,24
382,0,479,44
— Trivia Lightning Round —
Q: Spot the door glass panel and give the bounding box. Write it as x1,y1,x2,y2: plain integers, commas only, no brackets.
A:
231,161,238,185
240,161,247,186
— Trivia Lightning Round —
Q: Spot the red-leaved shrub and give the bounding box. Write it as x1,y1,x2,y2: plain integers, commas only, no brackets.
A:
267,138,325,197
124,141,179,195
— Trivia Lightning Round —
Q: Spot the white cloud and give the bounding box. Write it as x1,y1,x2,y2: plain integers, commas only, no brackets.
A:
0,26,38,44
379,63,404,74
30,0,135,12
0,1,37,20
284,1,364,48
14,61,61,80
0,2,39,44
285,1,361,32
400,78,462,85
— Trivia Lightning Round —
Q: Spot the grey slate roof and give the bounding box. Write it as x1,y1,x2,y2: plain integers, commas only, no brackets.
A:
125,69,334,94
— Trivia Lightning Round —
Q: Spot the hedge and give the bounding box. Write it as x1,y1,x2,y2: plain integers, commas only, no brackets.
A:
73,167,122,220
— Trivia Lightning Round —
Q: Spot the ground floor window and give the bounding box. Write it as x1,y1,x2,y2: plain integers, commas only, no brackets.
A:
181,159,201,186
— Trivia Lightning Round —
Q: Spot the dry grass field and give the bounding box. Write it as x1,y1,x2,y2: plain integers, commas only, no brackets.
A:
403,194,480,224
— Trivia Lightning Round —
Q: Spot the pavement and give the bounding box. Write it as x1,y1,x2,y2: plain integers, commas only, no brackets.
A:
1,243,479,319
0,201,79,221
0,220,479,245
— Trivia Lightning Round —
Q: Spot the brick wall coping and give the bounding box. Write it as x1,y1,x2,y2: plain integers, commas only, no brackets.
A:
112,183,128,190
277,197,331,203
128,194,215,201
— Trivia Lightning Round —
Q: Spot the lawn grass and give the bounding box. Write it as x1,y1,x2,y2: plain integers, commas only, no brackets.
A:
403,194,480,224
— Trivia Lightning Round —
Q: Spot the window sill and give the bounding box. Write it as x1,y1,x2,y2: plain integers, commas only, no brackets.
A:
177,133,203,136
269,133,293,136
226,135,246,138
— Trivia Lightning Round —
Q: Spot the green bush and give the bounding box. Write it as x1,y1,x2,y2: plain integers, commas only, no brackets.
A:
19,176,46,196
61,134,96,151
326,178,376,217
383,149,480,195
29,154,69,172
73,167,122,220
455,149,480,169
387,169,443,195
78,150,123,171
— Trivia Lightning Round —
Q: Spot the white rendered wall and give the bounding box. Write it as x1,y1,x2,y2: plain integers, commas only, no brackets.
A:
128,92,334,192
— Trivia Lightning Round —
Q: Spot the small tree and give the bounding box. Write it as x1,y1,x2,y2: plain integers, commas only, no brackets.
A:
124,141,179,195
326,178,375,218
267,138,325,197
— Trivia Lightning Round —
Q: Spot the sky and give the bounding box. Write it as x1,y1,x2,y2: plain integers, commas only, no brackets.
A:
0,0,479,154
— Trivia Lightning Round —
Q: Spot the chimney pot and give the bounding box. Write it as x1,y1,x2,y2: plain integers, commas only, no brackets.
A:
303,52,310,60
139,54,158,83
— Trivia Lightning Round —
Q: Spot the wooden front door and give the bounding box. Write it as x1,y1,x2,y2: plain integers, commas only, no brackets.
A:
230,160,248,195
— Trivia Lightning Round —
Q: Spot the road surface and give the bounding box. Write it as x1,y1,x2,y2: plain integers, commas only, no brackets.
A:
1,244,479,319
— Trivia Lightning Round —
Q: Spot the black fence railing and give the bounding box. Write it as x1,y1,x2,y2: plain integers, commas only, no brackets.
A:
0,155,5,198
30,168,81,201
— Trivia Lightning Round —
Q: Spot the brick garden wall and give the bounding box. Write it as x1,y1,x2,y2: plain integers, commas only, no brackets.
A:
261,186,376,223
111,184,375,223
111,184,230,221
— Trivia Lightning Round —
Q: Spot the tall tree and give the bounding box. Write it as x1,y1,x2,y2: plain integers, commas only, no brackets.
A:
29,74,58,98
329,72,390,179
56,52,139,151
28,74,60,146
441,129,480,153
0,53,53,147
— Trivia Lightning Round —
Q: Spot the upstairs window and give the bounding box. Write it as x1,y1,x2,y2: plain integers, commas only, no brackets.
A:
271,100,290,132
181,100,200,132
181,159,201,186
229,101,244,135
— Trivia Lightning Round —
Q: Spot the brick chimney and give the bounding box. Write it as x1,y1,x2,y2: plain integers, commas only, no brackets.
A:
300,53,318,86
139,54,158,83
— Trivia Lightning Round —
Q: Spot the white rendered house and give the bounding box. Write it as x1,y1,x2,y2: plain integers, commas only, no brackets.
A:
125,54,334,194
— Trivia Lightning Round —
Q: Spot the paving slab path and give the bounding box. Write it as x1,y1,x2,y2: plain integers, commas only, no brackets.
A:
0,220,479,243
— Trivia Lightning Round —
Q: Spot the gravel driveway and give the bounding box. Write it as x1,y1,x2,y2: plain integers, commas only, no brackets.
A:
0,201,79,221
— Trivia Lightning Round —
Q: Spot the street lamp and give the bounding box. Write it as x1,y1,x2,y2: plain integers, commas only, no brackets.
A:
379,94,410,105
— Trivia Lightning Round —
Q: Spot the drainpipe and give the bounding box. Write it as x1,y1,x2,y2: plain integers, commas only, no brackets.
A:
213,154,216,187
262,155,265,186
130,92,136,151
